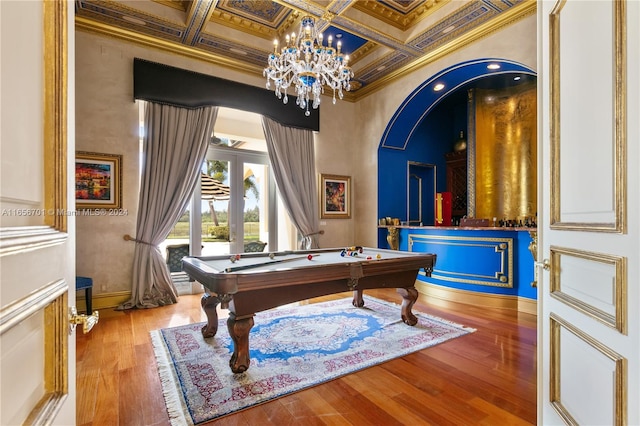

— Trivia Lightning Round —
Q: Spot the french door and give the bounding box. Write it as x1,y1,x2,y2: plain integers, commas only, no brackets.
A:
191,145,277,256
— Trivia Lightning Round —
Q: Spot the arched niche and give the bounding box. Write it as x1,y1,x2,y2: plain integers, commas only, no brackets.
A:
377,58,537,226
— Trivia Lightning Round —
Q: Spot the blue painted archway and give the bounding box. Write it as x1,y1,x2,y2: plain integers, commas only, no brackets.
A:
377,58,536,224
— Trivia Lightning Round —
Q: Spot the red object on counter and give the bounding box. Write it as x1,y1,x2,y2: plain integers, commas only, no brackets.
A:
435,192,452,226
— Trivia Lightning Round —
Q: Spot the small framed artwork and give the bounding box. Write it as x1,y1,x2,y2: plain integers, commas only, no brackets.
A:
75,152,122,209
320,174,351,219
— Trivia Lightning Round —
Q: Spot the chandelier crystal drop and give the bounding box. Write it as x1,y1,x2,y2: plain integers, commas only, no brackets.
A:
263,16,354,116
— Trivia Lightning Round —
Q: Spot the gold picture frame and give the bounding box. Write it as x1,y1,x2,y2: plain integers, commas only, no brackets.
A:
320,174,351,219
75,151,122,210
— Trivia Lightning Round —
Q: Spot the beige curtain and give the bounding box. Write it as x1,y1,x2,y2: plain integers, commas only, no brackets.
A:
118,103,218,309
261,116,320,249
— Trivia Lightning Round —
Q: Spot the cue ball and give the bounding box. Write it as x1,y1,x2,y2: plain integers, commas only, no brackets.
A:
269,253,275,259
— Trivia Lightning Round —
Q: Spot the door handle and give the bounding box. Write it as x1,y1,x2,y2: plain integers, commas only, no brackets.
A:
535,259,550,270
69,306,99,334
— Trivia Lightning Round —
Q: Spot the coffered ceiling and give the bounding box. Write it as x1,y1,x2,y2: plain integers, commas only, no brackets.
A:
75,0,535,101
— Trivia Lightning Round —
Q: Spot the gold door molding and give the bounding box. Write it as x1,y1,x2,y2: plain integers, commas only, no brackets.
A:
0,280,69,424
549,246,627,334
549,0,627,232
550,314,627,425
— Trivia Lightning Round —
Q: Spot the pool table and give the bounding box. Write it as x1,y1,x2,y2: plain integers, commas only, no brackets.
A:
181,246,436,373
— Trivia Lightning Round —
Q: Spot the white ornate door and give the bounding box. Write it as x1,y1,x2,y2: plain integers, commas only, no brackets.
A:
0,1,77,424
538,1,639,424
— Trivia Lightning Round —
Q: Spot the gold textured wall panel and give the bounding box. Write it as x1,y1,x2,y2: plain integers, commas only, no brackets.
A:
474,84,537,221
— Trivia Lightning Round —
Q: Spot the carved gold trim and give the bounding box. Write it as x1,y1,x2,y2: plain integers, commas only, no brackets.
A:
528,231,538,287
351,0,450,31
409,234,513,288
549,314,627,425
549,0,626,233
550,246,627,334
75,16,263,77
44,0,68,232
209,7,286,39
182,0,218,45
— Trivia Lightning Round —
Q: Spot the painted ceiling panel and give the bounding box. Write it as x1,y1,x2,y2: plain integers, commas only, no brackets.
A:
75,0,535,99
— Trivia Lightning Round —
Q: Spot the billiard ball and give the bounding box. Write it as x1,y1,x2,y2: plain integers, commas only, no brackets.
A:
230,255,237,263
307,254,313,260
376,254,382,259
269,253,275,259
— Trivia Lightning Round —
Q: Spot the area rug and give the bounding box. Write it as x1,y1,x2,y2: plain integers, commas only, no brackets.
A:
151,296,475,425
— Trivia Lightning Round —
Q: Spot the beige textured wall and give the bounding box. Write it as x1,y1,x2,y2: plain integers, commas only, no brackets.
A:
314,98,359,248
75,13,535,296
75,33,254,294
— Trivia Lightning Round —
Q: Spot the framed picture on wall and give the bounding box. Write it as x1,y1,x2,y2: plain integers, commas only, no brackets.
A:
320,174,351,219
75,152,122,210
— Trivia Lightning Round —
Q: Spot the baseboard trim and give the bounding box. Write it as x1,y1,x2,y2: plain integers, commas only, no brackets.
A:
76,291,131,312
415,281,537,316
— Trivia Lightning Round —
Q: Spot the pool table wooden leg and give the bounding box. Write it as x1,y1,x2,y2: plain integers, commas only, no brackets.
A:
227,313,254,374
397,287,419,326
352,289,365,307
200,293,220,338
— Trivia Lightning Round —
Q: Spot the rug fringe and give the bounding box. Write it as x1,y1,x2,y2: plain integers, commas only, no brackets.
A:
150,330,194,426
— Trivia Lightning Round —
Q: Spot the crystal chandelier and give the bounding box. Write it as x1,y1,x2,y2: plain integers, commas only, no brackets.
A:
263,16,354,116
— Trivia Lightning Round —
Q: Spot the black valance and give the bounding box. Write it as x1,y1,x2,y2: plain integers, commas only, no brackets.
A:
133,58,319,131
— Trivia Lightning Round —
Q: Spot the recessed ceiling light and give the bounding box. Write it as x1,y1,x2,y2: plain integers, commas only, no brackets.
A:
434,83,445,92
487,63,501,70
230,48,247,55
513,76,521,81
335,34,342,39
122,15,147,26
376,65,386,71
442,25,455,34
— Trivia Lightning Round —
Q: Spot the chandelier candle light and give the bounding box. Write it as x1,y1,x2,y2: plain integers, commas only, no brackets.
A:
264,16,354,116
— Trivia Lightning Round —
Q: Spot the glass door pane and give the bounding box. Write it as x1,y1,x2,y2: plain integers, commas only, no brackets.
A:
242,162,269,253
202,159,232,256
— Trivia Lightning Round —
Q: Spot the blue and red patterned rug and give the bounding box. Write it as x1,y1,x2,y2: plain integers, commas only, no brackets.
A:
151,296,475,425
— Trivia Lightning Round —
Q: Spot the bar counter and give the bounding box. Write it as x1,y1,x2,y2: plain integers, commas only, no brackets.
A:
378,225,537,314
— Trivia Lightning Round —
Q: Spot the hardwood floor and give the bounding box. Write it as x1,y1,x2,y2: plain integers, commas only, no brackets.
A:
76,289,537,425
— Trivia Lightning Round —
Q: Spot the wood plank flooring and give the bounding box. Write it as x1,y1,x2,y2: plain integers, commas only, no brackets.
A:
76,289,537,425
